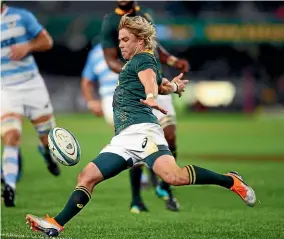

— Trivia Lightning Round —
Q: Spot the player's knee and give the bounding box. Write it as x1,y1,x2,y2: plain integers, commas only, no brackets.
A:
77,163,104,189
1,117,22,145
3,129,21,146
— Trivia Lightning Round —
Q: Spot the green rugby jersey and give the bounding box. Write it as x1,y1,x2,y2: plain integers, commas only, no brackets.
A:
113,51,162,135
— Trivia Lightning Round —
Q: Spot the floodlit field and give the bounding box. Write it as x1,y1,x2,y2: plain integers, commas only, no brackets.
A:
2,113,284,239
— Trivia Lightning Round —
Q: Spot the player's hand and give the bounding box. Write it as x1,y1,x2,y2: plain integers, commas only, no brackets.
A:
140,98,168,115
172,73,190,97
174,58,190,73
10,43,31,61
87,100,104,117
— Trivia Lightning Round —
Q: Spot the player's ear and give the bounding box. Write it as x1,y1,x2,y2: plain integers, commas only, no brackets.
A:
137,38,143,46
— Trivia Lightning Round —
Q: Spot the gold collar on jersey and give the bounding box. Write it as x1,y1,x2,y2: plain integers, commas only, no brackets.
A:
115,6,141,15
142,50,154,55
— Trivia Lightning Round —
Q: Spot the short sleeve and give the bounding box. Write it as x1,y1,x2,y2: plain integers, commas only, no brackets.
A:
82,52,97,82
101,14,117,49
22,10,43,38
134,53,162,85
134,53,156,74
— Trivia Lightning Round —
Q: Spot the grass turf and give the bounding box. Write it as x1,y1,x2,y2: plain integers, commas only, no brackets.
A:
1,113,284,239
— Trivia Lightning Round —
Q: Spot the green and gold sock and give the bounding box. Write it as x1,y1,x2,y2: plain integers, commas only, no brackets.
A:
185,165,234,189
54,186,91,226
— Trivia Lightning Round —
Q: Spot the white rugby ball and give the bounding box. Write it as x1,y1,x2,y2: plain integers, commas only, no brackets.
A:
48,127,81,166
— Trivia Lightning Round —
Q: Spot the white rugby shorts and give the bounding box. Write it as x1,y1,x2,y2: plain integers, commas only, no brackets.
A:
1,74,53,120
99,123,170,167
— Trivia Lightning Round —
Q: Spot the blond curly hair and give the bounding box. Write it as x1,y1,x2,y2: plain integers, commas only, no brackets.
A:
119,15,157,51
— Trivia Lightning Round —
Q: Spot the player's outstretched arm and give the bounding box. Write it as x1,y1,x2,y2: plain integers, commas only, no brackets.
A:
158,73,189,97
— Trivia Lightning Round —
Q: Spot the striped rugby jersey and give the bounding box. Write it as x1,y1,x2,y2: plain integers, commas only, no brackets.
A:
1,6,43,87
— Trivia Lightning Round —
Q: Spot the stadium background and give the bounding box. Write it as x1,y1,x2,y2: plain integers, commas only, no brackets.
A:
2,1,284,239
9,1,284,113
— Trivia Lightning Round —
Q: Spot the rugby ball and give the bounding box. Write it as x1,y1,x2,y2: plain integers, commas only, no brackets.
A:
48,127,81,166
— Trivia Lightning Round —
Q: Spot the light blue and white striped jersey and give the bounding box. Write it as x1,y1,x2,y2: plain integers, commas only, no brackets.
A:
82,44,119,98
1,6,43,87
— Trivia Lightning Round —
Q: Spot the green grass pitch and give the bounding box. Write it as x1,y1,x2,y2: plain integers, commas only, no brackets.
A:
2,113,284,239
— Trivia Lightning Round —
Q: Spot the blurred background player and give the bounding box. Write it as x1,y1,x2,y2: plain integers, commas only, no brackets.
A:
81,42,160,195
1,1,60,207
81,43,118,126
101,0,190,212
0,1,23,184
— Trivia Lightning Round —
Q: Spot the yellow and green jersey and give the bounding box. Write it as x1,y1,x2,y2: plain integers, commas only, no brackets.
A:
113,52,162,135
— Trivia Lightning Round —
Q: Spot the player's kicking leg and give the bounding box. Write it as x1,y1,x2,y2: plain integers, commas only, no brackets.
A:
31,114,60,176
1,113,23,207
26,151,129,237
